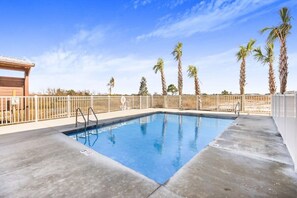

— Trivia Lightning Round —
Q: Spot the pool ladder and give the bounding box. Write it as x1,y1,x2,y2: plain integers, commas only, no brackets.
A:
75,107,99,130
87,107,99,127
235,101,240,116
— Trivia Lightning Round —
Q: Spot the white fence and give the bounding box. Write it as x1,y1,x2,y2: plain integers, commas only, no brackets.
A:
272,93,297,171
0,94,271,126
0,95,153,125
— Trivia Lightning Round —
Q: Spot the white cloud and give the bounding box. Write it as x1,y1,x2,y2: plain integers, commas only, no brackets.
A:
137,0,283,39
166,0,190,9
68,27,105,46
132,0,153,9
31,47,157,94
132,0,190,9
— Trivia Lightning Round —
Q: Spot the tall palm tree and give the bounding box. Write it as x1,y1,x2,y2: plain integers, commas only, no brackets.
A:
254,43,276,94
153,58,167,95
236,39,256,95
187,65,200,95
107,77,115,95
172,42,183,95
261,7,292,94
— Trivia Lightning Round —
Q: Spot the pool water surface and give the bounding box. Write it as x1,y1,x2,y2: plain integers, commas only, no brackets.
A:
68,113,234,184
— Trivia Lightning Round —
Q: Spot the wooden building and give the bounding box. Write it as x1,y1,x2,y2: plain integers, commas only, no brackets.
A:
0,56,35,96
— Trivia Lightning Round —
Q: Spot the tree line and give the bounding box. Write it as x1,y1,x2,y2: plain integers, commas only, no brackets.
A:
44,7,292,97
138,7,292,101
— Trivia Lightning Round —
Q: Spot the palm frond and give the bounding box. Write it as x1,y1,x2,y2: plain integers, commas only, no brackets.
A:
253,47,267,64
279,23,292,39
266,43,274,62
236,46,245,61
280,7,291,24
247,39,256,51
262,8,292,43
266,27,278,43
172,42,183,60
260,27,274,34
153,58,164,73
187,65,197,78
153,65,159,73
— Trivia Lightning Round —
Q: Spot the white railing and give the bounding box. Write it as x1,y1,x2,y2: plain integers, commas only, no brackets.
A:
0,95,152,125
0,94,271,126
272,93,297,171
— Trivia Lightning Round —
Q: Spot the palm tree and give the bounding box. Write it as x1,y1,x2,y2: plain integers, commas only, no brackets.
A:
187,65,200,95
254,43,276,94
236,39,256,95
167,84,178,95
153,58,167,95
172,42,183,95
187,65,201,109
107,77,115,95
261,7,292,94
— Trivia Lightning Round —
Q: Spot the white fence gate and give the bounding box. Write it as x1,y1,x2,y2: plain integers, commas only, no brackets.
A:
272,93,297,171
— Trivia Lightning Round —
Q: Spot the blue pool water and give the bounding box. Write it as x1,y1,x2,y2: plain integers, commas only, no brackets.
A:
68,113,233,184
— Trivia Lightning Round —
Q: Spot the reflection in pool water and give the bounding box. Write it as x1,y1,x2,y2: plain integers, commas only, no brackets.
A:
68,113,233,184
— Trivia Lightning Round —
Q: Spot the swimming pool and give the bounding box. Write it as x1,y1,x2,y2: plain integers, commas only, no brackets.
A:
68,113,234,184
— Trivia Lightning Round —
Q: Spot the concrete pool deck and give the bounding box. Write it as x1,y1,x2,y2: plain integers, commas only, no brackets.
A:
0,109,296,197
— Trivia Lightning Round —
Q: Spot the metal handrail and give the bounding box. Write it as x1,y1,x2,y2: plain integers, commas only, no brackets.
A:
76,108,87,129
87,107,98,127
235,101,240,116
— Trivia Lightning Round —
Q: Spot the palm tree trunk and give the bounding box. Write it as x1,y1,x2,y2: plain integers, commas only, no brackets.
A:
269,61,276,94
178,59,183,109
195,75,201,110
161,70,167,95
279,40,288,94
178,59,183,95
239,58,246,95
194,76,200,95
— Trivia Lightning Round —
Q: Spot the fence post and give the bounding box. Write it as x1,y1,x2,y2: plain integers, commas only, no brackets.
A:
164,95,167,108
147,96,149,109
132,95,134,109
278,94,283,121
270,95,275,119
295,93,297,171
90,95,94,109
295,92,297,118
179,95,181,109
271,95,274,117
140,96,142,109
151,95,154,108
108,95,110,112
216,95,220,111
67,95,70,118
196,95,198,110
283,93,287,144
271,95,273,117
34,95,38,122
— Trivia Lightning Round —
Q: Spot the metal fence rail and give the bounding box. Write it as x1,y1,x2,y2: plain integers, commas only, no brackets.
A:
0,94,271,126
272,93,297,171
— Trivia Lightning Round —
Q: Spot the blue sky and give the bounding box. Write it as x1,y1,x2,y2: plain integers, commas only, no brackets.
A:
0,0,296,94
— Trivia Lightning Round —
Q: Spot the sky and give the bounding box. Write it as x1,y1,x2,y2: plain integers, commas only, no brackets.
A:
0,0,296,95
